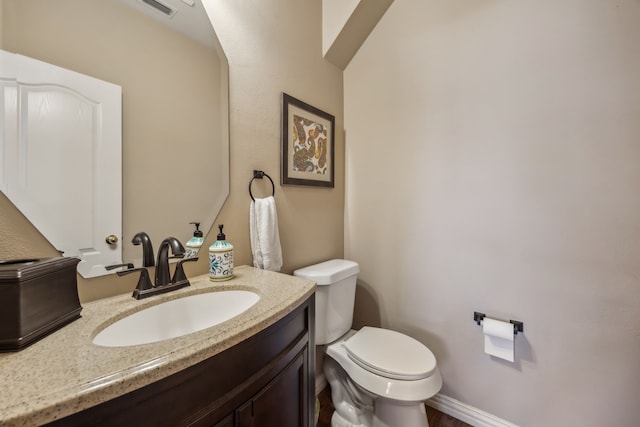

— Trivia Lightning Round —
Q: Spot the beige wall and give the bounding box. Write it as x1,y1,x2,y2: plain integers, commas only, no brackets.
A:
322,0,359,55
0,1,3,47
207,0,345,273
0,0,344,301
344,0,640,426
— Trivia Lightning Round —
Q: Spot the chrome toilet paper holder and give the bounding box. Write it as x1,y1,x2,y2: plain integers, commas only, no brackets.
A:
474,311,524,335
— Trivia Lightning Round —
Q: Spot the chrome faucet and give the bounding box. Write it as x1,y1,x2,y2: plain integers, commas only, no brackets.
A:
155,237,185,287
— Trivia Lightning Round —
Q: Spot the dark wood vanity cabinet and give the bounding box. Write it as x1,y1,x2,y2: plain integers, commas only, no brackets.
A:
49,295,315,427
221,348,307,427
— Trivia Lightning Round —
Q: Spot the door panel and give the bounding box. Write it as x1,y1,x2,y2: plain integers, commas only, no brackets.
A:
1,50,122,277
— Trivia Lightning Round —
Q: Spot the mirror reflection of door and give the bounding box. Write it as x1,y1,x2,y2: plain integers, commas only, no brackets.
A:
0,50,122,278
2,0,230,277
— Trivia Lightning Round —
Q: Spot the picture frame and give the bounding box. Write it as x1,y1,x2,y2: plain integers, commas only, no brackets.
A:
281,93,335,188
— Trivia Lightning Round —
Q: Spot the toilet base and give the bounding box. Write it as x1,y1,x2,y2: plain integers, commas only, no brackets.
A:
325,354,432,427
371,399,429,427
331,411,367,427
331,402,429,427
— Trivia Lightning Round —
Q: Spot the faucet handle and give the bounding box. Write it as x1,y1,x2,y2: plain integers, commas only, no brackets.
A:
117,267,154,299
105,262,134,271
172,257,198,285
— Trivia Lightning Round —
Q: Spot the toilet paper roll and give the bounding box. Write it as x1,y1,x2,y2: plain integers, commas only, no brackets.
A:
483,318,514,362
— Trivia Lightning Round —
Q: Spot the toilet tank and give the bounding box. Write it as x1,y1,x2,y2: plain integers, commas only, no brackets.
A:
294,259,359,345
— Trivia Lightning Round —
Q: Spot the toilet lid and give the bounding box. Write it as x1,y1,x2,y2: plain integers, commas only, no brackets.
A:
344,327,437,381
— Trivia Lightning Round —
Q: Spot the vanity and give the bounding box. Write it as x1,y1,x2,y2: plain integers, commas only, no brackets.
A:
0,266,316,427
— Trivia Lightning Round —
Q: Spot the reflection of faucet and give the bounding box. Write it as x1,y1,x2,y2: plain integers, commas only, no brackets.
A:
155,237,185,287
132,232,155,267
105,262,134,272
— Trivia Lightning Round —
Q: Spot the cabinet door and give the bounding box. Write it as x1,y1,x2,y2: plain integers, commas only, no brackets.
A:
212,414,233,427
237,349,307,427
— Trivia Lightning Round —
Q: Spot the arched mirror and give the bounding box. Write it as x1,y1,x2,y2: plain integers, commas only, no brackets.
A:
0,0,229,277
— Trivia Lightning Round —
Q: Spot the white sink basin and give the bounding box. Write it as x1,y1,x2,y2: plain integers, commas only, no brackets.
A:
92,290,260,347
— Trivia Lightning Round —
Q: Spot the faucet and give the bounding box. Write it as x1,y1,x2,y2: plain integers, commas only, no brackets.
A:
117,236,194,300
155,237,185,287
117,267,154,298
132,232,155,267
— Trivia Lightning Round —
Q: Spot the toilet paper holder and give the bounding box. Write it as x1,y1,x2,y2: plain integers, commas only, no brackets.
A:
474,312,524,335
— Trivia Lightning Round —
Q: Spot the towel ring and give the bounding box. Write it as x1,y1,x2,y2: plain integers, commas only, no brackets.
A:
249,170,275,201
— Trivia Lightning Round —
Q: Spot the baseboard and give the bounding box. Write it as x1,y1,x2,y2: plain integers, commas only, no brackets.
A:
315,373,328,396
317,378,517,427
427,394,519,427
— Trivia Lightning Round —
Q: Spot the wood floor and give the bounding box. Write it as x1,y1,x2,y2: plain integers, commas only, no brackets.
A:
317,386,472,427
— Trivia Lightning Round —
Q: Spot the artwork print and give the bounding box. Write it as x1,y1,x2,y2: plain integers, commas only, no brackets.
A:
281,93,335,187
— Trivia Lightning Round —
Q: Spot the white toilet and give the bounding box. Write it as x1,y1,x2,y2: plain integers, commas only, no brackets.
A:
294,259,442,427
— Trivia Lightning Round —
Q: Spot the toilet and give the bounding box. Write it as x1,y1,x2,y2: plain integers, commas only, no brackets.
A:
294,259,442,427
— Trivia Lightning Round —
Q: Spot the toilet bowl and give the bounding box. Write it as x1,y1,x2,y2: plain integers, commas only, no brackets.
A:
294,260,442,427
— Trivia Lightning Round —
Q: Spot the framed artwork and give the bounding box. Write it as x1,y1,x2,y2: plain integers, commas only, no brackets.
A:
281,93,335,188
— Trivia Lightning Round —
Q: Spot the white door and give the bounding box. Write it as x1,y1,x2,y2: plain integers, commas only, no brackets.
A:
0,50,122,278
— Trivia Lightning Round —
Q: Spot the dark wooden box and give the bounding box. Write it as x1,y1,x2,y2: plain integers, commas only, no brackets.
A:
0,257,82,352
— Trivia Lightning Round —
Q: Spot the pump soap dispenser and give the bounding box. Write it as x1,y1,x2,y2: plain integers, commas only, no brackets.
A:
185,222,204,259
209,224,234,281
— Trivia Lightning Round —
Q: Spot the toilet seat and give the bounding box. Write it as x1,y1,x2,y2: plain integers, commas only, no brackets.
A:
344,327,437,380
325,329,443,402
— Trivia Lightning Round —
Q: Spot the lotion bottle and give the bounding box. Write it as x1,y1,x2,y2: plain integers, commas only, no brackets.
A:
185,222,204,259
209,224,234,281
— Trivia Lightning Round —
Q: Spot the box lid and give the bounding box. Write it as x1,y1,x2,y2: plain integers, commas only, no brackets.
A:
0,258,80,283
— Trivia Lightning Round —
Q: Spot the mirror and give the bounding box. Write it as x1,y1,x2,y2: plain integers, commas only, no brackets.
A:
0,0,229,277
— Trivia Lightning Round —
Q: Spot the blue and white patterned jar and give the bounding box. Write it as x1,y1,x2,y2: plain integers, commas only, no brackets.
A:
209,224,234,281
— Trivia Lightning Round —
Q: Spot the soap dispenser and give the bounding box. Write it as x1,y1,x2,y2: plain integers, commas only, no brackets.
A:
185,222,204,259
209,224,234,281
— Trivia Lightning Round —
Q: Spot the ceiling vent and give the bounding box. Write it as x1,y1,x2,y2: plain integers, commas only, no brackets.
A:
138,0,178,17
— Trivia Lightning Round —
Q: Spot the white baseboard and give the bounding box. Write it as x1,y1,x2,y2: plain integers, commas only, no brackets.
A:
427,394,519,427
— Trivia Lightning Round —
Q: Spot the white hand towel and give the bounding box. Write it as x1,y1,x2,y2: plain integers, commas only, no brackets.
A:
250,196,283,271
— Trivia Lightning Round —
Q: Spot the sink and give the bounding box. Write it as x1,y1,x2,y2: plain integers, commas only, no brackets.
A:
92,290,260,347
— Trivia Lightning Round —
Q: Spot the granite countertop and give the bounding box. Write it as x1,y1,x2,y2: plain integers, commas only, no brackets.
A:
0,265,316,426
